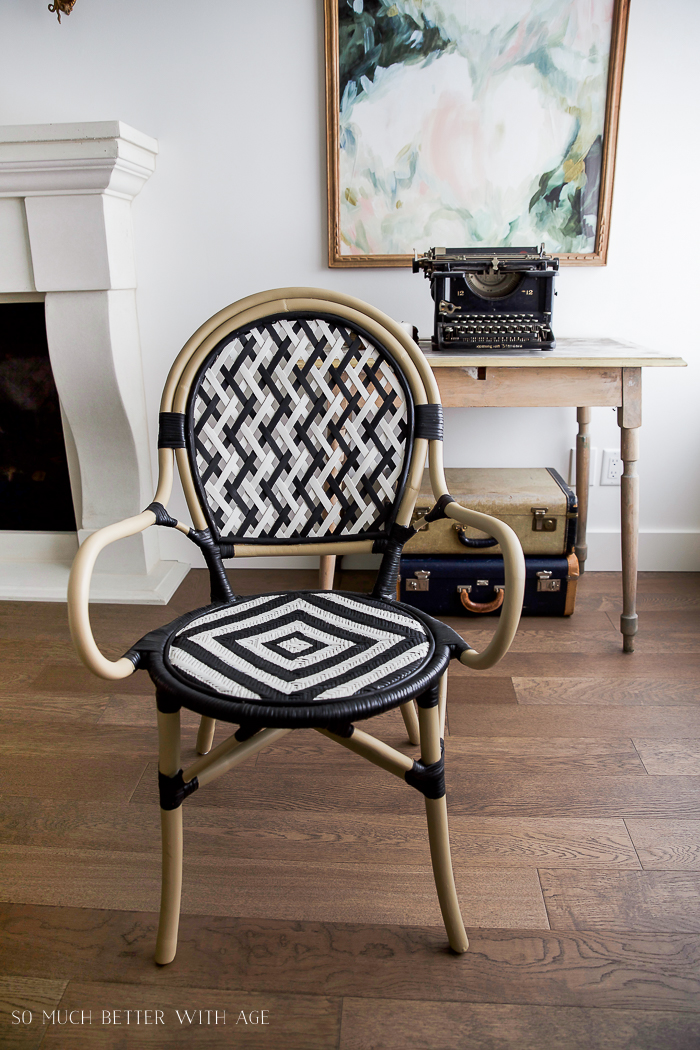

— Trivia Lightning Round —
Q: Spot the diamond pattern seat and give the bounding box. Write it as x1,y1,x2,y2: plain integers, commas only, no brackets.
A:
148,590,462,728
68,287,525,967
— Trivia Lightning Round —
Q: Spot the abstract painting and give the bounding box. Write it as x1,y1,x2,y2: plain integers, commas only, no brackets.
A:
325,0,629,266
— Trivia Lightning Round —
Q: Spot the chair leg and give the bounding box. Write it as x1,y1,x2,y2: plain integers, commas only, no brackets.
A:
400,700,420,745
155,806,183,966
155,709,184,966
196,715,216,755
319,554,336,590
417,700,468,954
438,671,448,740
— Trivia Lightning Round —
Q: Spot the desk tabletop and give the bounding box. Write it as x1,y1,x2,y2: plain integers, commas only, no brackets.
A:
418,336,687,369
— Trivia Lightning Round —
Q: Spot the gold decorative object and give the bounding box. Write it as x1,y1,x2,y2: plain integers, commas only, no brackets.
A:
48,1,77,23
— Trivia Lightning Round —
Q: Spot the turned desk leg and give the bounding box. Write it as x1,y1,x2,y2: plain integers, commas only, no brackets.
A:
575,407,591,574
319,554,336,591
619,368,641,653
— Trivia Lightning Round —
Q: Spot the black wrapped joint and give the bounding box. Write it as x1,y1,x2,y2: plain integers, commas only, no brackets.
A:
188,528,235,604
390,522,416,545
146,502,178,528
158,412,187,448
371,522,419,601
415,404,444,441
326,722,355,738
405,740,445,799
158,768,199,810
234,724,261,742
424,493,456,523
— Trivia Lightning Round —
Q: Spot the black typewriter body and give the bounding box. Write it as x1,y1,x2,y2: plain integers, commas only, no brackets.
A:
413,246,558,352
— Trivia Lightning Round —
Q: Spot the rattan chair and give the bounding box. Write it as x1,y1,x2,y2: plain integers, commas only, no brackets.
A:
68,288,525,965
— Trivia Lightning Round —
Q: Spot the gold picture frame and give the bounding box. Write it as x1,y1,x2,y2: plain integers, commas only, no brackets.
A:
325,0,630,268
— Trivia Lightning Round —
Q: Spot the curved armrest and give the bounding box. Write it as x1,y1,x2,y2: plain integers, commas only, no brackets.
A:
443,502,525,670
67,510,157,680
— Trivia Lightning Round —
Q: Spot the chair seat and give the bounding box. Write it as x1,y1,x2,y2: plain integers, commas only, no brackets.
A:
143,590,457,727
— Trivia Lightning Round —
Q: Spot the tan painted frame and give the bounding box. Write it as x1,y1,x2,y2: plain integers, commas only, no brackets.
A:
324,0,630,268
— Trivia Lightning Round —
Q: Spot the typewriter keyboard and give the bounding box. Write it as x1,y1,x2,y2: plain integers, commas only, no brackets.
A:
440,313,552,347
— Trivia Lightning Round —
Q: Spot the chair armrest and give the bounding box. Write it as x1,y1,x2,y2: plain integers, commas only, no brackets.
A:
443,502,525,670
67,510,157,680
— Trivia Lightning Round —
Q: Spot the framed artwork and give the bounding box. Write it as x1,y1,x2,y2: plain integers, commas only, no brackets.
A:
325,0,630,267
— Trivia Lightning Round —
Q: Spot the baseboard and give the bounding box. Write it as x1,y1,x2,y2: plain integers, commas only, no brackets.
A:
583,531,700,572
0,559,191,604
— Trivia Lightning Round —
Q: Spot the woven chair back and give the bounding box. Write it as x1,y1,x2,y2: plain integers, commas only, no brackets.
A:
181,312,416,546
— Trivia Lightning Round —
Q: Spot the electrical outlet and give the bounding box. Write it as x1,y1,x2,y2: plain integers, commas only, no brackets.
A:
568,447,599,487
601,449,623,486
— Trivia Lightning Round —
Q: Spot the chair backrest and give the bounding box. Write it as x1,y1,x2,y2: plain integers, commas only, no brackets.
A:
188,312,413,545
158,290,443,602
162,292,438,556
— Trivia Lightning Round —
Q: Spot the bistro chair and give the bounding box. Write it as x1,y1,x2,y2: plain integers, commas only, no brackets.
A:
68,288,525,964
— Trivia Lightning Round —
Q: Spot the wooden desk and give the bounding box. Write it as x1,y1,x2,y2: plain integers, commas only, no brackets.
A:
319,338,686,653
423,337,686,652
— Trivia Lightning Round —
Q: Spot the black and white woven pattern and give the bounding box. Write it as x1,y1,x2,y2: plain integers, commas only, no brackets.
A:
166,591,431,705
189,317,410,541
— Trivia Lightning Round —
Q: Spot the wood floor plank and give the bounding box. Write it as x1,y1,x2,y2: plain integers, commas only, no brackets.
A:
633,739,700,775
0,641,83,662
443,774,700,819
27,665,155,697
2,756,148,804
38,981,340,1049
448,652,700,678
444,676,517,704
513,677,700,706
256,733,647,775
0,662,43,693
573,572,700,614
450,629,700,654
540,870,700,933
445,737,646,775
133,763,700,819
0,694,109,724
447,704,700,738
625,820,700,870
96,695,199,729
439,611,615,634
0,975,67,1050
0,723,158,757
0,846,548,930
339,998,700,1050
0,799,641,869
2,904,700,1013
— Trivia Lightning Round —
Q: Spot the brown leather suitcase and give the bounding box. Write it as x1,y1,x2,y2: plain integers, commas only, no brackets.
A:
404,467,577,557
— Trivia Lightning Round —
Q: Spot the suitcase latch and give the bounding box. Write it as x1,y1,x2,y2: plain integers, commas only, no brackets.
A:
411,506,432,531
406,570,430,592
532,507,557,532
536,570,561,592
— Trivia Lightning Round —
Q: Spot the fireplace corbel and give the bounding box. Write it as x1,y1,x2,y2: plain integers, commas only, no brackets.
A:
0,121,189,603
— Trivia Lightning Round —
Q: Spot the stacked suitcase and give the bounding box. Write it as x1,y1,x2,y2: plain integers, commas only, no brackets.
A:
400,468,579,617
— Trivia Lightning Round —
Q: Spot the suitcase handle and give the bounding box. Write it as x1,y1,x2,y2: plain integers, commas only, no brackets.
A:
458,585,505,614
455,526,498,549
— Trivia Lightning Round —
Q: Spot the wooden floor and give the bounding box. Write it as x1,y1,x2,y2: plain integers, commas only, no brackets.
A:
1,568,700,1049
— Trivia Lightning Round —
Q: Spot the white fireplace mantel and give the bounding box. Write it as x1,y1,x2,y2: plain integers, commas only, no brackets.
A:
0,121,189,603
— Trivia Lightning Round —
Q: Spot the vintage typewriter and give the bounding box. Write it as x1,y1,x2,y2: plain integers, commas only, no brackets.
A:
413,245,558,351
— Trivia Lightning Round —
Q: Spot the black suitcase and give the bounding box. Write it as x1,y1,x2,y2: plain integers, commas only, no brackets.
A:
399,553,579,617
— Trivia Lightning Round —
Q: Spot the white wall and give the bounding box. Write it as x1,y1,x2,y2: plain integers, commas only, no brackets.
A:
1,0,698,570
